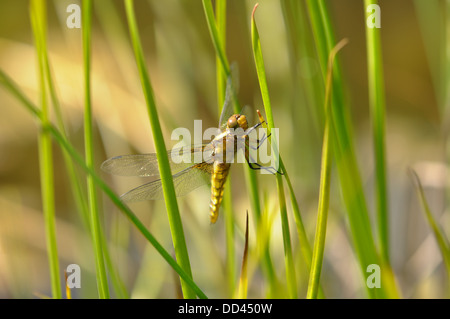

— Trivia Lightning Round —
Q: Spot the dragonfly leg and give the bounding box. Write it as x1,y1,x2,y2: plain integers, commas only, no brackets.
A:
255,131,269,150
246,125,273,151
247,158,283,175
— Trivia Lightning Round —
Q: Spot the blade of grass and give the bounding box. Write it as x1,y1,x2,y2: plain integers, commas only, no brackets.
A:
124,0,195,299
0,69,207,299
30,0,61,299
409,169,450,286
82,0,110,299
307,39,348,299
251,4,297,299
215,0,227,108
364,0,390,266
202,0,229,74
236,212,249,299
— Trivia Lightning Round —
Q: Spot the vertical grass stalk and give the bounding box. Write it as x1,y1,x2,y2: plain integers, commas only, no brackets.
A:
251,4,297,298
82,0,110,299
124,0,195,299
364,0,390,265
236,213,249,298
30,0,62,299
307,39,347,299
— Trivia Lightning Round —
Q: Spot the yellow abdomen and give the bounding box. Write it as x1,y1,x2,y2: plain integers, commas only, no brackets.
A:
209,161,231,223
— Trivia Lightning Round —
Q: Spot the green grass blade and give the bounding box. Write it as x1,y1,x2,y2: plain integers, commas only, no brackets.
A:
202,0,229,74
124,0,195,299
251,4,297,299
307,123,331,299
215,0,227,109
364,0,390,265
30,0,61,299
409,169,450,283
280,0,324,136
236,212,249,299
82,0,110,299
307,39,347,299
0,69,207,299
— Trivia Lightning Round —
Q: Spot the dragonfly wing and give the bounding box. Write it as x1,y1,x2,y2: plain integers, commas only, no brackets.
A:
101,144,213,177
218,63,240,129
120,162,213,202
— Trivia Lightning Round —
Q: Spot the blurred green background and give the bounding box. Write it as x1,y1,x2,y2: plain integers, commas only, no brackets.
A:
0,0,448,298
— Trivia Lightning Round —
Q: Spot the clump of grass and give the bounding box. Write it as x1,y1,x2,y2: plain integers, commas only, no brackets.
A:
30,0,128,300
305,0,399,298
2,0,449,299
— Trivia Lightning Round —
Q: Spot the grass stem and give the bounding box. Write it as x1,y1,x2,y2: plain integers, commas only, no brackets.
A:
364,0,390,265
124,0,195,299
82,0,110,299
30,0,62,299
307,39,347,299
251,4,297,298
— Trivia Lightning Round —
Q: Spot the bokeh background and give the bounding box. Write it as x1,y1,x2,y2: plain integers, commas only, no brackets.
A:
0,0,448,298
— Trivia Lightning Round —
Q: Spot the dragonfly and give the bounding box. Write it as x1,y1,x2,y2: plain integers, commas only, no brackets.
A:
101,76,277,224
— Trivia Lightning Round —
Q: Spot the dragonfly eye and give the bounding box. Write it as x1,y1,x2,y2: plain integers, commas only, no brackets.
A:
227,115,238,128
237,115,248,130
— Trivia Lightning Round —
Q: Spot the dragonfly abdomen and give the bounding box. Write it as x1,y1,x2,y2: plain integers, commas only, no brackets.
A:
209,161,231,224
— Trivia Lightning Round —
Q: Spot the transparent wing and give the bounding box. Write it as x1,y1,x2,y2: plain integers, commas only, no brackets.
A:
101,143,214,177
219,63,240,129
120,162,213,202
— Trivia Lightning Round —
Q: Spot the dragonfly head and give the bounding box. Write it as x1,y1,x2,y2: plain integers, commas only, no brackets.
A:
227,114,248,131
